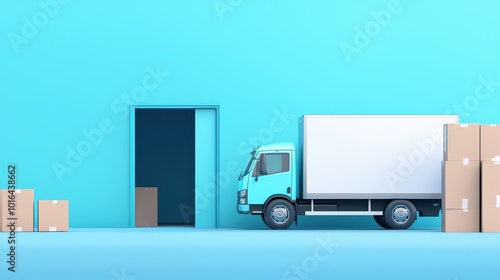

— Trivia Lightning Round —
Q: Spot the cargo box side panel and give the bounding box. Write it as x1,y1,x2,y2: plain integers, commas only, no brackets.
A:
302,115,458,199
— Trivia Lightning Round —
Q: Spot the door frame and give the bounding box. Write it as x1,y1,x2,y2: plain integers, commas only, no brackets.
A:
129,105,220,227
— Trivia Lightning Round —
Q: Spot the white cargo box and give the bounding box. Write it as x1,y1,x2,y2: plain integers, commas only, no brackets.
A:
299,115,459,199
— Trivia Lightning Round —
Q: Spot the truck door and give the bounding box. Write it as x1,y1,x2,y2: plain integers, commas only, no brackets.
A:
247,152,293,205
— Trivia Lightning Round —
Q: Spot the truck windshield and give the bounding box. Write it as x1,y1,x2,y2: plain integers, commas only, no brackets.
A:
239,149,257,180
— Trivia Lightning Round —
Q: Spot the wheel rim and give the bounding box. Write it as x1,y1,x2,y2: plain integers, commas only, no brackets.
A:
392,205,410,224
271,205,289,224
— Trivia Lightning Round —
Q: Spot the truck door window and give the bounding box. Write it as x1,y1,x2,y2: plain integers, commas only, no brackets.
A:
252,153,289,177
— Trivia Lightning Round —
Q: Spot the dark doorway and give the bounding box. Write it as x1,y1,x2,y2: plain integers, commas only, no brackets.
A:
135,109,195,225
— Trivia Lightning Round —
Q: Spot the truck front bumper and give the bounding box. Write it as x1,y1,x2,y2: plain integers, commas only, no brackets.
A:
237,204,250,214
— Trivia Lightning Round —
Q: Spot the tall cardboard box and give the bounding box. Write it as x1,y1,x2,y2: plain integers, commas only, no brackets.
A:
38,200,69,232
135,187,158,227
0,190,9,232
481,160,500,232
0,190,11,232
441,161,480,232
444,124,480,161
481,125,500,161
0,189,34,232
442,209,480,232
442,161,480,210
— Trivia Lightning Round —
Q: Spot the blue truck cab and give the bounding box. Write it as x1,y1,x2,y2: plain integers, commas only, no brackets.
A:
237,142,297,228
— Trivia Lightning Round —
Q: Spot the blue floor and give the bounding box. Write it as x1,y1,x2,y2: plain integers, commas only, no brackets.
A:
0,227,499,280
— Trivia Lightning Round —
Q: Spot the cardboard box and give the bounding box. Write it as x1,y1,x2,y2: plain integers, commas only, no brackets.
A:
0,190,8,231
135,187,158,227
442,161,480,210
444,124,480,161
0,190,11,232
38,200,69,232
481,160,500,232
442,208,480,232
0,189,34,232
13,189,34,232
481,125,500,161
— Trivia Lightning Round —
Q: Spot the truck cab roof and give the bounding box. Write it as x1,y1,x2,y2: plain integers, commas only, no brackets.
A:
257,142,295,152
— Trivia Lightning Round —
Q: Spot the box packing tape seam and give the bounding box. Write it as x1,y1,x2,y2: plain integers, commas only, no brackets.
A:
462,198,468,212
462,158,470,165
497,195,500,208
49,227,57,232
460,124,469,128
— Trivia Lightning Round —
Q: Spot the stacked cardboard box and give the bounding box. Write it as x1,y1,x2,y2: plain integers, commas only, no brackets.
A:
480,125,500,232
135,187,158,227
442,124,480,232
38,200,69,232
0,189,34,232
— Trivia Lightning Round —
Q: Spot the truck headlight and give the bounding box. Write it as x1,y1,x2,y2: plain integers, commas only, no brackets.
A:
238,190,247,204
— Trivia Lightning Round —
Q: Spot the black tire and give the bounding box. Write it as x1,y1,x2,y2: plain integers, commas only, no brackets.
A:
383,200,416,230
263,199,295,229
261,213,270,227
373,216,391,229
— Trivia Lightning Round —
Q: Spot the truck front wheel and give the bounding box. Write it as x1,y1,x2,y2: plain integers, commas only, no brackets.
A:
383,200,416,230
261,214,270,228
263,199,295,229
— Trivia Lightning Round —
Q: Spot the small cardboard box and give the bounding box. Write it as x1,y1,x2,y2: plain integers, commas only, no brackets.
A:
135,187,158,227
444,124,480,161
38,200,69,232
442,208,480,232
481,125,500,161
442,161,480,211
481,160,500,232
0,189,34,232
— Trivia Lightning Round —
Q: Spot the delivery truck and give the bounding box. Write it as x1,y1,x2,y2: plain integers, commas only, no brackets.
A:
237,115,459,229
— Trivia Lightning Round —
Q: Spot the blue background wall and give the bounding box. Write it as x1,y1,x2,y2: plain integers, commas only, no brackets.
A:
1,1,500,228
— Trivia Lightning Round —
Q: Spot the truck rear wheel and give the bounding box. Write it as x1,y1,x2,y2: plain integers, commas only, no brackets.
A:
263,199,295,230
373,216,390,229
383,200,416,229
